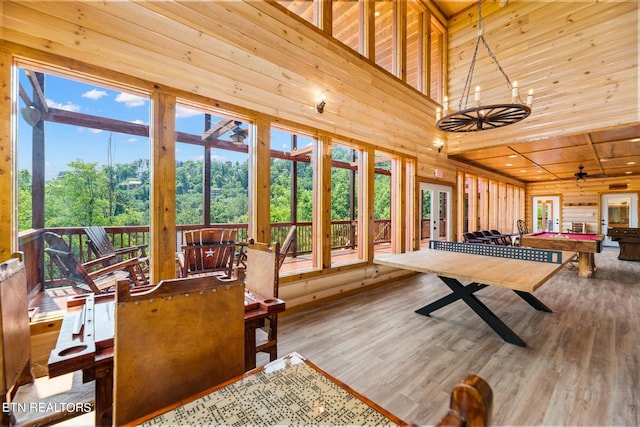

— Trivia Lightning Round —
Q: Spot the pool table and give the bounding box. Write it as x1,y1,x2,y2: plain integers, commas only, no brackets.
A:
521,232,604,278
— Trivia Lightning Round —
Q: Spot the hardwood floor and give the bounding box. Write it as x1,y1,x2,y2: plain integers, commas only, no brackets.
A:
273,248,639,426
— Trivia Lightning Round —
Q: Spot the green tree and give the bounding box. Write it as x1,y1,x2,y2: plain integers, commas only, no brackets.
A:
45,160,110,226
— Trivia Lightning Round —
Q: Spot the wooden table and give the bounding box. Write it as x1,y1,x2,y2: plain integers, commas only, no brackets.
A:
607,228,640,261
375,242,574,347
130,352,407,426
47,289,284,426
521,232,604,278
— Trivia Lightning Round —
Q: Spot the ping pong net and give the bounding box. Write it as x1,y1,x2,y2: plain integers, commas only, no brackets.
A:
429,240,564,264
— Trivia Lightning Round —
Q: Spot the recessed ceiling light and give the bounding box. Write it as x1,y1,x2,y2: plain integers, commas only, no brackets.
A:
505,163,512,166
601,158,608,162
631,138,640,142
625,171,632,174
508,155,517,158
520,169,527,173
627,161,636,165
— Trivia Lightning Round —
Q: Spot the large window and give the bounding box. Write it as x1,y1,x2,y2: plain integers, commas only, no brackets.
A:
174,104,249,239
333,0,362,52
277,0,447,103
430,17,445,103
406,0,424,92
270,128,316,273
17,66,151,230
375,0,395,75
330,142,363,266
374,151,392,253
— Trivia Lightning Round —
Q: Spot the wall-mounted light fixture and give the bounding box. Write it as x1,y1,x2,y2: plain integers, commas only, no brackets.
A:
316,92,326,113
433,139,445,153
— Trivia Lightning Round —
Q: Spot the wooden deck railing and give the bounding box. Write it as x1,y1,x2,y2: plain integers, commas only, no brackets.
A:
19,219,397,290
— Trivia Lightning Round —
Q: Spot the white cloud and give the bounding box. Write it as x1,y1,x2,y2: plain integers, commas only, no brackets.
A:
176,105,202,119
127,138,137,143
46,99,80,112
131,119,147,125
82,89,108,100
115,92,146,108
88,128,103,134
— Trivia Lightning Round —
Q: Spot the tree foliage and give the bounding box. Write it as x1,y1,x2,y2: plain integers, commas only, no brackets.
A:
18,154,392,231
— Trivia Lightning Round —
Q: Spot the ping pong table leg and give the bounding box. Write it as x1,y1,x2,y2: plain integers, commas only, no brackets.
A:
416,276,527,347
513,290,552,312
415,282,487,316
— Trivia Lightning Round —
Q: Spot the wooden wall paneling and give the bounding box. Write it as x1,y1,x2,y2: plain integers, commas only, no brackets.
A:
2,0,447,176
150,90,176,282
445,1,638,153
527,177,640,235
0,50,14,262
279,265,414,310
17,1,319,123
226,1,441,131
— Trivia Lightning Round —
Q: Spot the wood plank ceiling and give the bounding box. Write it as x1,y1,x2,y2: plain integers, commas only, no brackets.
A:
433,1,640,184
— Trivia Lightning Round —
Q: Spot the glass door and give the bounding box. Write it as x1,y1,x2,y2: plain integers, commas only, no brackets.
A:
601,193,638,247
420,182,452,245
532,196,560,232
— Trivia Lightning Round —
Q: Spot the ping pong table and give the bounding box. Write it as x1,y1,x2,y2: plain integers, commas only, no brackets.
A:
374,241,574,347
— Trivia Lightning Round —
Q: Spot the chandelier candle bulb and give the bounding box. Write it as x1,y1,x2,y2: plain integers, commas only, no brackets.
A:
526,89,534,107
436,108,441,121
435,1,532,132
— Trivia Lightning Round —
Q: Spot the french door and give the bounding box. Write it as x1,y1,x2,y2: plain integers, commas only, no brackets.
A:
420,182,452,243
601,193,638,247
532,196,560,232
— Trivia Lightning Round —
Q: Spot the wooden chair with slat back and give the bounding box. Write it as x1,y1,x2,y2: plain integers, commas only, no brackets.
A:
513,219,528,247
569,222,586,233
44,231,142,293
435,375,493,427
113,270,246,425
246,240,280,362
178,229,236,278
85,226,149,285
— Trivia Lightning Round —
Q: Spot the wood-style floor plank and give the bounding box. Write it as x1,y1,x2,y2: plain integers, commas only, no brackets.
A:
274,248,640,426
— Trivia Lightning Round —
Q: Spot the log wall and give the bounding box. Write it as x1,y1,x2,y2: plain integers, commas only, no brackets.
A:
526,177,640,234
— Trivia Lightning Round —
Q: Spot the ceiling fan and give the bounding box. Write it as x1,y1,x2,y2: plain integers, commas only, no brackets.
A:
574,165,588,180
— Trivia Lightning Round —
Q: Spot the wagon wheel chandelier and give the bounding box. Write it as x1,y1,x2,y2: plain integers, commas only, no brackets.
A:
436,0,533,132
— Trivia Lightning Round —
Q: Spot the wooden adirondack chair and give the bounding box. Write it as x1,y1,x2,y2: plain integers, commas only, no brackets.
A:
85,226,149,285
178,229,237,278
44,232,142,294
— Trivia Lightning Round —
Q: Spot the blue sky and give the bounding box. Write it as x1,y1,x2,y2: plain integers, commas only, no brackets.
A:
17,68,267,181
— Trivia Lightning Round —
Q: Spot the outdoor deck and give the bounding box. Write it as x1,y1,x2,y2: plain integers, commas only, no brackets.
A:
29,240,427,320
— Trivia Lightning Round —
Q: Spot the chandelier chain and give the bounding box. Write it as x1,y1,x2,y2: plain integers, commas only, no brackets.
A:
459,0,523,110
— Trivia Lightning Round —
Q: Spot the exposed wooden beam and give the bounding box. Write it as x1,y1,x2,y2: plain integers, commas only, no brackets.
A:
24,70,48,113
585,134,605,175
